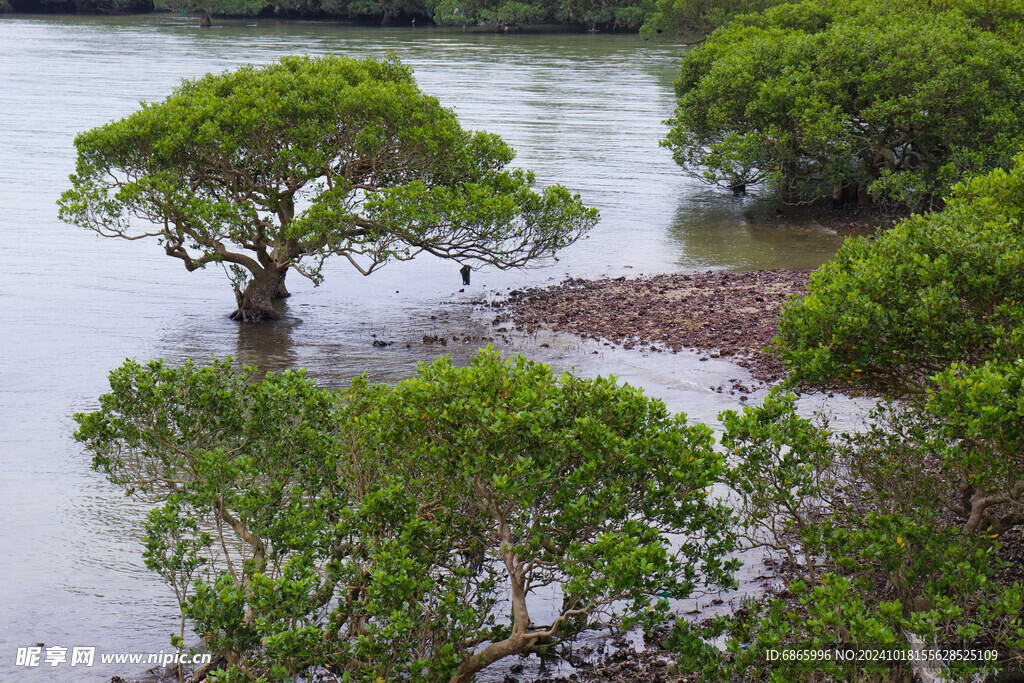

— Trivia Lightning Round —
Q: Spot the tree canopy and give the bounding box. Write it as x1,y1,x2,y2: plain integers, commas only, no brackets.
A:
639,0,790,40
432,0,657,31
777,154,1024,538
663,0,1024,207
9,0,757,34
661,160,1024,675
666,389,1024,680
45,0,663,31
74,348,737,681
777,155,1024,396
58,54,598,322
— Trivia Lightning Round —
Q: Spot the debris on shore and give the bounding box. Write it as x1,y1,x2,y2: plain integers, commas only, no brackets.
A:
490,269,811,384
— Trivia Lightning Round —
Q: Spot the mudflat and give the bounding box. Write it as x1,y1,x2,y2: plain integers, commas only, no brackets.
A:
491,269,811,384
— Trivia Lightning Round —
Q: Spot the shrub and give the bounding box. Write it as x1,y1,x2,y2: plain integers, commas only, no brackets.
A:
75,348,738,681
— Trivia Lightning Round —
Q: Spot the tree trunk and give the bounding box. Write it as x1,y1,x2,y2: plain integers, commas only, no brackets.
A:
230,269,286,322
451,635,524,683
451,531,530,682
274,268,290,299
857,180,871,206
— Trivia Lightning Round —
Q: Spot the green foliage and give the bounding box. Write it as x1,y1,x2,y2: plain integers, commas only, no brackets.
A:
744,142,1024,679
776,157,1024,534
59,55,597,321
75,348,736,681
663,0,1024,206
153,0,268,15
640,0,791,40
21,0,667,28
666,395,1024,681
778,156,1024,394
22,0,151,14
670,519,1024,680
433,0,551,27
720,389,835,583
50,0,662,28
331,0,426,20
71,0,154,13
431,0,657,30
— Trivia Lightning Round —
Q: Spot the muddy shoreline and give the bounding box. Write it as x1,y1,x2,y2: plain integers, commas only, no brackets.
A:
489,269,811,387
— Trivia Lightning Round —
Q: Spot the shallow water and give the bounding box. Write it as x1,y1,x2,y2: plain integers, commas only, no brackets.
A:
0,15,860,680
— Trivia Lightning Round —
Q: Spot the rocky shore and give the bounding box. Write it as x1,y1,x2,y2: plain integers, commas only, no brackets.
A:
490,269,811,384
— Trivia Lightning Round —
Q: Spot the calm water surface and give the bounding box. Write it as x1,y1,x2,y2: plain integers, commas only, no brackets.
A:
0,15,857,680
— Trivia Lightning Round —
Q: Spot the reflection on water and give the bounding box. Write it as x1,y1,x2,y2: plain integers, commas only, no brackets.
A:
0,15,858,680
669,191,852,271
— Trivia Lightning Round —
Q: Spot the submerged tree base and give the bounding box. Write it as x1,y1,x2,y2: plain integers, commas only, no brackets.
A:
228,306,280,322
228,272,290,322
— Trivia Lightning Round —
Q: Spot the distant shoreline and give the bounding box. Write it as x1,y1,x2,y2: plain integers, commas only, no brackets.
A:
0,9,634,34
